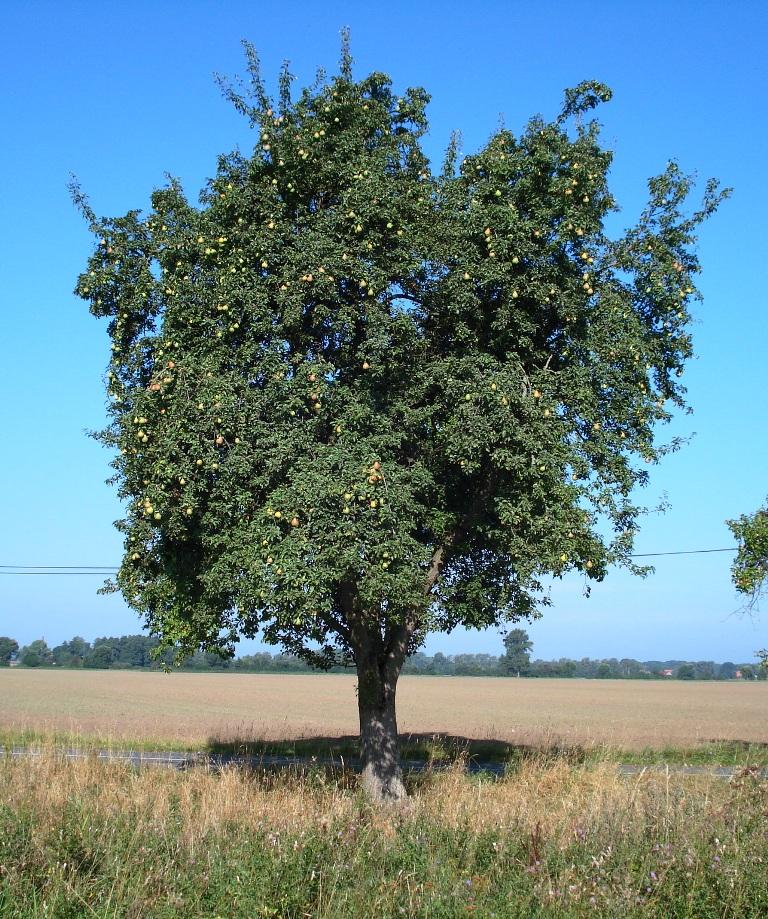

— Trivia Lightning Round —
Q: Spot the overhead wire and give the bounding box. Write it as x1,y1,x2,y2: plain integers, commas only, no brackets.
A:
629,548,737,558
0,546,740,575
0,565,117,570
0,565,118,575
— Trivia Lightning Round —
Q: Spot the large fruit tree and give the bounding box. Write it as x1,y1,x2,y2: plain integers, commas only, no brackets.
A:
75,39,726,799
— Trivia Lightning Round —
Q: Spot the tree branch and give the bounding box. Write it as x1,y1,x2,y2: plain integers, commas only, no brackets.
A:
337,578,381,661
425,539,453,594
318,608,351,644
423,477,496,596
382,618,414,684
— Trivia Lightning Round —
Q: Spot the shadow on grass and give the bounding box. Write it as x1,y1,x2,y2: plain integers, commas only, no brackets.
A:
204,733,768,771
204,732,590,770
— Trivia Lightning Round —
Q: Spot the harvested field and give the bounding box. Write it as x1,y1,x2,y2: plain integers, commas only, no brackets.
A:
1,669,766,750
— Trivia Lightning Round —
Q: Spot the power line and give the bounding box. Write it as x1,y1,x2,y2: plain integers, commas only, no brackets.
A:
630,548,737,558
0,565,117,576
0,546,739,575
0,571,118,576
0,565,117,570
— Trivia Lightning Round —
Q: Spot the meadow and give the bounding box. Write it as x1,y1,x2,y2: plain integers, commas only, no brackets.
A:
1,744,767,917
1,669,767,752
2,670,768,917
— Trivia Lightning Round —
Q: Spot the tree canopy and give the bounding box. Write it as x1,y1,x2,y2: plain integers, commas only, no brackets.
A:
0,636,19,665
74,38,727,798
728,504,768,609
501,628,533,676
728,502,767,670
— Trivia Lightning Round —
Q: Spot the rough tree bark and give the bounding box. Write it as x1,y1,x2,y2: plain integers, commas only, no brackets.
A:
338,579,411,801
356,644,407,802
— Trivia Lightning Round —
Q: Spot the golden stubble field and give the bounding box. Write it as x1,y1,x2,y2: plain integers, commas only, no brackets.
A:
2,669,766,749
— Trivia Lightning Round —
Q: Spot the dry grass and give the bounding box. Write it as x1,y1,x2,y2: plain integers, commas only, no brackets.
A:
0,744,748,850
2,669,767,751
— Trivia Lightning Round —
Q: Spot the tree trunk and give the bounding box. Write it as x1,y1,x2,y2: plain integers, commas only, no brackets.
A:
356,654,407,802
337,580,411,802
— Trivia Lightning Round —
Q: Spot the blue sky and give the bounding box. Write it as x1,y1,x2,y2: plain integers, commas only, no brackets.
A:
1,0,766,662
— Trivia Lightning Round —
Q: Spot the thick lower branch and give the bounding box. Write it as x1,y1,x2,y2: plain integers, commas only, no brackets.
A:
425,529,460,594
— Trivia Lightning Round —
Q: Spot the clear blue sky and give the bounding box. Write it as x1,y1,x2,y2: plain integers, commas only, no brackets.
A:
1,0,766,662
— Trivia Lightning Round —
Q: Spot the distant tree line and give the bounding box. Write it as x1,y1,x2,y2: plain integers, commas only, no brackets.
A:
403,652,765,680
0,635,305,673
1,632,765,680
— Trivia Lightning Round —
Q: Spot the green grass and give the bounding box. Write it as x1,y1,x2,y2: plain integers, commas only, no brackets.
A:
0,727,199,755
609,740,768,768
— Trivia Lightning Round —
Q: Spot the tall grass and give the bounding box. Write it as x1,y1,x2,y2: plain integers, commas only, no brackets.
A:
1,746,766,917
